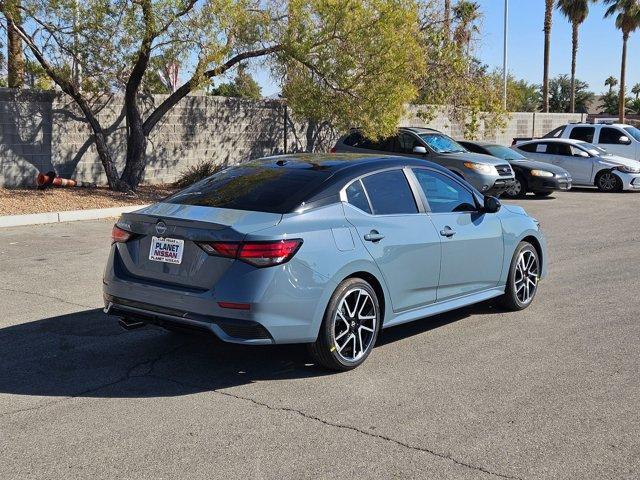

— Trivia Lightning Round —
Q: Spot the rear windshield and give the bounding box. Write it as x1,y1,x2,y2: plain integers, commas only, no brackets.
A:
164,165,331,213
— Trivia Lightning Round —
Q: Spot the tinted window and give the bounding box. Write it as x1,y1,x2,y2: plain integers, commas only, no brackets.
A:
413,169,477,213
569,126,595,143
345,180,371,214
518,143,538,153
600,127,628,144
346,132,398,152
397,133,422,153
361,170,418,215
543,125,566,138
164,165,330,214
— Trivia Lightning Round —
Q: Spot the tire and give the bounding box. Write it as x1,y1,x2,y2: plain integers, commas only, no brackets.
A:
533,191,553,197
595,170,623,192
503,174,527,199
308,278,381,371
499,241,540,311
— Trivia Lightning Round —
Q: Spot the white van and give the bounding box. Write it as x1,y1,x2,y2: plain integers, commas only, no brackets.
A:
544,122,640,160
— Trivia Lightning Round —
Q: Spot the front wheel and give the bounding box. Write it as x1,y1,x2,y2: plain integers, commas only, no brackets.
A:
499,242,540,311
595,170,623,192
308,278,381,371
503,174,527,199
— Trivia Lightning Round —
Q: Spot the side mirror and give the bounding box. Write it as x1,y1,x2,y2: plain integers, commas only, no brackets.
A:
483,196,501,213
412,146,427,154
619,135,631,145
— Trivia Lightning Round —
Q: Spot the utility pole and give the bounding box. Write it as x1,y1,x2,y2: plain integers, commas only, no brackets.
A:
502,0,508,110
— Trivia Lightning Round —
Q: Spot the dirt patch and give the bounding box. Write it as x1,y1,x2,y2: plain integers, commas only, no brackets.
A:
0,185,178,216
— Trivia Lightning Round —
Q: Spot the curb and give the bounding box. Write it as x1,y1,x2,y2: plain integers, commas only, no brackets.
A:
0,204,150,229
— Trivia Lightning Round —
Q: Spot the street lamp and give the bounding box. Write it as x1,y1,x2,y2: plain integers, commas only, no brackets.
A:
502,0,509,110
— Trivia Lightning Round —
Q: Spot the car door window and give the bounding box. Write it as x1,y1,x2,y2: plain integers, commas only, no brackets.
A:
569,126,595,143
397,133,422,153
360,170,418,215
345,180,372,214
569,145,590,158
552,143,572,156
600,127,628,144
518,143,539,153
412,169,477,213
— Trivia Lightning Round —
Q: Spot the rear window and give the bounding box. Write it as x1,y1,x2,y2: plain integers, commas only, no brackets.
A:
164,165,330,214
361,170,418,215
569,126,595,143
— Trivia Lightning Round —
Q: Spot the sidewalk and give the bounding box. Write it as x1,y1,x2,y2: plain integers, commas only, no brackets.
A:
0,204,149,228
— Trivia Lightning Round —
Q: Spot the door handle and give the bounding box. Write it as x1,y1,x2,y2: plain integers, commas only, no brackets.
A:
364,230,385,242
440,226,456,238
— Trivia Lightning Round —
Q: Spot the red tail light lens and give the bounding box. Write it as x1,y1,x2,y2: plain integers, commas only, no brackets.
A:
198,239,303,267
111,225,132,243
329,146,337,153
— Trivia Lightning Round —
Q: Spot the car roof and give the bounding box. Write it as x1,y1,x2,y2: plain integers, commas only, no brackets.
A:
398,126,442,134
517,138,587,146
458,140,499,147
255,153,465,204
569,122,633,128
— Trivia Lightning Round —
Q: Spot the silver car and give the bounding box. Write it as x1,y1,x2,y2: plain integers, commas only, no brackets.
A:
333,127,516,195
513,138,640,192
104,154,546,370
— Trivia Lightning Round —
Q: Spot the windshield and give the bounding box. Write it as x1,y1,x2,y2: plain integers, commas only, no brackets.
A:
484,145,526,161
624,126,640,142
578,142,609,156
420,133,466,154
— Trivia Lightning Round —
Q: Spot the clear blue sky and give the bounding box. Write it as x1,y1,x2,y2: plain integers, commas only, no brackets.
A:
253,0,640,97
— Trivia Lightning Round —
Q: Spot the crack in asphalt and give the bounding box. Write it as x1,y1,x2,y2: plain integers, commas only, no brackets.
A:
0,344,521,480
145,373,523,480
0,287,95,310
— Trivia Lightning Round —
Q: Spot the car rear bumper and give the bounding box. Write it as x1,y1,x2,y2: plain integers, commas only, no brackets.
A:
102,246,333,344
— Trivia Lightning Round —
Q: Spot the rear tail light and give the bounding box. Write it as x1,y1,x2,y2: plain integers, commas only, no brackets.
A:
329,146,337,153
111,224,132,243
197,239,303,267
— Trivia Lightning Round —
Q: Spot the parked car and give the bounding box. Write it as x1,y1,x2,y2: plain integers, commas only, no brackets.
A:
544,122,640,160
103,154,547,371
333,127,515,195
512,138,640,192
459,140,572,199
512,122,640,161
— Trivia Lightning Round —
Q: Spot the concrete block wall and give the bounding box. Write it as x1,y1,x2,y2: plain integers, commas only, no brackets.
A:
0,89,582,187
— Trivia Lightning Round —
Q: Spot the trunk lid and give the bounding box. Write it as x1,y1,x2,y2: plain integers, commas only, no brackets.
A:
114,203,281,290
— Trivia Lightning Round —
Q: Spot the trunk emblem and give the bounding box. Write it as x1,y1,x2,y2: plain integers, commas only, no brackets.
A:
155,221,167,235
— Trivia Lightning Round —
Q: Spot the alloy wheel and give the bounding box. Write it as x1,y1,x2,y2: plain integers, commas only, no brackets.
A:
598,172,618,191
514,249,539,305
332,288,378,362
506,178,522,197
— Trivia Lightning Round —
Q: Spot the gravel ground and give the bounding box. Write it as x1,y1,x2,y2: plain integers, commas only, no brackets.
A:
0,185,177,215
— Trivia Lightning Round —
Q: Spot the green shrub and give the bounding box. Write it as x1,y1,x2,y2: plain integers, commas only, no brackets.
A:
174,160,222,188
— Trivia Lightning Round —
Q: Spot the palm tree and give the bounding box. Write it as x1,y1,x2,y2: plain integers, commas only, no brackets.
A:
632,83,640,99
604,0,640,123
444,0,452,40
452,1,482,55
556,0,593,113
605,75,618,93
543,0,554,112
1,0,24,88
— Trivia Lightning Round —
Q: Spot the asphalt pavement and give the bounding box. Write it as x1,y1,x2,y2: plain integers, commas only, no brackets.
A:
0,188,639,479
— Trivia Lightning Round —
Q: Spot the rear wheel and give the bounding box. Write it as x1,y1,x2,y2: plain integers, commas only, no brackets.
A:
595,170,623,192
503,174,527,199
499,242,540,311
308,278,381,371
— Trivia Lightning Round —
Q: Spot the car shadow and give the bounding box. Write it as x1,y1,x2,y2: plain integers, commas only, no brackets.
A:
0,303,502,399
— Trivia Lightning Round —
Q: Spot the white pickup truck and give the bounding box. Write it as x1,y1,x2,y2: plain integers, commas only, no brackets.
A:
515,122,640,160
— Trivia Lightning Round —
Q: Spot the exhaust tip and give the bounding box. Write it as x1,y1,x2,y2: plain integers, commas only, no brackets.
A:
118,317,146,331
